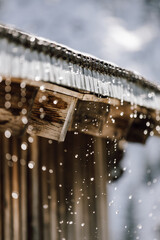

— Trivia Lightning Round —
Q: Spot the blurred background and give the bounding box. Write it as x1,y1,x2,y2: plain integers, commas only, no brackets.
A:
1,0,160,239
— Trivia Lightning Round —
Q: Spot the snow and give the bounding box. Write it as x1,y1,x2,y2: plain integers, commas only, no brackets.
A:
0,0,160,239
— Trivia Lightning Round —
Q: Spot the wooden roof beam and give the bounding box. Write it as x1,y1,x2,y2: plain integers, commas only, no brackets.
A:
0,77,159,143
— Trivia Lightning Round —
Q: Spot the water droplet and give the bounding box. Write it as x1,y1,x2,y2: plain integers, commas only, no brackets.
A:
22,116,28,124
12,191,19,199
21,142,27,150
5,101,11,109
53,99,58,105
28,161,35,169
144,129,148,135
20,82,26,88
81,223,85,227
43,204,48,209
48,140,53,144
146,121,150,127
129,195,132,200
6,153,11,160
4,130,11,138
109,200,114,207
137,224,142,230
12,155,18,162
49,169,53,173
90,177,94,181
40,85,45,91
28,136,34,143
156,125,160,132
153,178,157,184
22,108,27,115
42,166,46,171
35,76,40,81
139,114,143,119
150,131,154,136
111,118,115,123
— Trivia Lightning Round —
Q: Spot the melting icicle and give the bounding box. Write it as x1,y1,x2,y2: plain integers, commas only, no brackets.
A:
0,31,160,111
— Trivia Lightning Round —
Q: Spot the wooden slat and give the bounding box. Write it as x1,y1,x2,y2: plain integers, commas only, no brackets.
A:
39,138,50,240
3,135,12,240
55,142,67,239
0,132,123,239
47,140,58,240
30,136,41,240
94,137,108,240
27,89,77,142
11,137,20,240
20,135,28,240
0,133,4,239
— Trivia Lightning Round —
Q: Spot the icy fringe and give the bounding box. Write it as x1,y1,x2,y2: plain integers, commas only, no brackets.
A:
0,38,160,110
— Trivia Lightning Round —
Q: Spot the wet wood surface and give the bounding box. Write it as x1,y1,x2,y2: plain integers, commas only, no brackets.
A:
0,77,159,239
0,132,113,240
0,77,159,144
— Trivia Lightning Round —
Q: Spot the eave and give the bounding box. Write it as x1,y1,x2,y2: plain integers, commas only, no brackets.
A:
0,24,159,143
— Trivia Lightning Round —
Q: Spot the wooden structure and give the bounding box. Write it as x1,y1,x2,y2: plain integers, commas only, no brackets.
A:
0,24,160,239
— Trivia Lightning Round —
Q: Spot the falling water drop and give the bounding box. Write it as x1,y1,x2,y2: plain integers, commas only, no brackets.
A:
4,130,11,138
28,161,35,169
12,192,19,200
137,224,142,230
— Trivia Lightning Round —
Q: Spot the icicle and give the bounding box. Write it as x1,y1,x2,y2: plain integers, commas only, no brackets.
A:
73,63,81,89
11,43,21,78
83,67,91,92
61,60,71,87
68,61,77,88
0,39,9,76
0,37,160,111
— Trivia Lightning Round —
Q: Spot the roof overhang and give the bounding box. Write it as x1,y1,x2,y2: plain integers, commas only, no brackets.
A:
0,24,159,143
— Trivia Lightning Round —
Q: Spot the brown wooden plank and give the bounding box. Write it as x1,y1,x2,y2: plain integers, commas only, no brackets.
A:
19,135,28,240
94,137,108,240
39,138,50,240
3,135,12,240
27,89,77,142
11,137,20,240
70,100,110,137
47,139,58,240
0,134,4,239
30,136,41,240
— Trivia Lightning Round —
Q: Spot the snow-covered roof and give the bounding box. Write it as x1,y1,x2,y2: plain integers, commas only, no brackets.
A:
0,23,160,110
